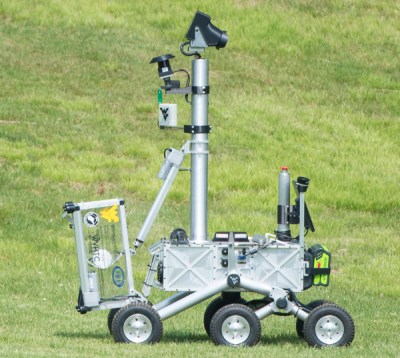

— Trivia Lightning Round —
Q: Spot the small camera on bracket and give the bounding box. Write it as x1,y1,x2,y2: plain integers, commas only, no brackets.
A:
149,54,180,90
149,54,180,129
185,11,228,53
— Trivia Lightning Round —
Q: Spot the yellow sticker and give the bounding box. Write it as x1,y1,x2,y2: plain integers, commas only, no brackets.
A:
100,205,120,223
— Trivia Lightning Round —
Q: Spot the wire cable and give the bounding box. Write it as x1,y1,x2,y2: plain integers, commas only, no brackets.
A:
180,41,201,58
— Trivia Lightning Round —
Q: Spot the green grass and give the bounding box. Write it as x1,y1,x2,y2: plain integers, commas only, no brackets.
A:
1,0,399,356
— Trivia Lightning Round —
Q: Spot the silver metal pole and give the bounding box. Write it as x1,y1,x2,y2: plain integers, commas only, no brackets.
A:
277,166,291,239
240,277,272,296
73,210,90,295
299,190,305,247
190,58,209,243
157,279,229,320
290,304,309,321
254,304,274,320
153,291,193,311
119,204,136,294
73,210,100,307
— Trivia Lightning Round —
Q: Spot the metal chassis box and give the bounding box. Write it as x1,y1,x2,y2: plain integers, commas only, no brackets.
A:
145,238,305,294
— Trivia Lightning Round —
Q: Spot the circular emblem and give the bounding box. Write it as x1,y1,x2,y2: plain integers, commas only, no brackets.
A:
84,212,99,227
227,274,240,288
112,266,125,287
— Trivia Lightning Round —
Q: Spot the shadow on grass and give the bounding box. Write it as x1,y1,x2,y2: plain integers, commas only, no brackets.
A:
162,331,302,345
55,330,210,344
261,333,303,346
162,331,210,343
55,329,213,343
55,331,111,341
55,330,303,346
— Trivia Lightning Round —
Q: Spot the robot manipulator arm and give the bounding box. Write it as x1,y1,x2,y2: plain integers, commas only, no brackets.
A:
134,148,186,248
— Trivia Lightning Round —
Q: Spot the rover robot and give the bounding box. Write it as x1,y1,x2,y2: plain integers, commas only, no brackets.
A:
63,11,355,347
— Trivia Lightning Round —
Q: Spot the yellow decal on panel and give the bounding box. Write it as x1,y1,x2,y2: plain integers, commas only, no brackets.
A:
100,205,119,223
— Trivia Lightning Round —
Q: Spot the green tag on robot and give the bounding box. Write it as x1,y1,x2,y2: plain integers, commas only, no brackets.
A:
309,244,331,286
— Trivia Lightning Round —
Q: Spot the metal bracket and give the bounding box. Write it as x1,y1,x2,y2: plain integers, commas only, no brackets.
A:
188,26,207,53
183,140,209,155
227,232,238,275
184,125,212,134
63,202,80,214
269,287,291,313
165,87,192,95
192,85,210,94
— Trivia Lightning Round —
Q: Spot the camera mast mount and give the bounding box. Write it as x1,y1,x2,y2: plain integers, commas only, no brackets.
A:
143,11,229,246
150,11,228,95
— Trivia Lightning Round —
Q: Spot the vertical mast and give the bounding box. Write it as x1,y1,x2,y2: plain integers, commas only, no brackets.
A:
190,58,209,242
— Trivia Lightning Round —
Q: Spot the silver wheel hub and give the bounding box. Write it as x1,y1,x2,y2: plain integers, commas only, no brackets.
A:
123,313,152,343
221,315,250,345
315,314,344,345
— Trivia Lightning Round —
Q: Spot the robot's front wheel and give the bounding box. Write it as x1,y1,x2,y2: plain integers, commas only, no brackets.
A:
111,303,163,344
303,303,355,347
295,299,333,338
209,304,261,347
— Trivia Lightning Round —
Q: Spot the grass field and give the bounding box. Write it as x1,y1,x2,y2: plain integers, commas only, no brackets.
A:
1,0,399,357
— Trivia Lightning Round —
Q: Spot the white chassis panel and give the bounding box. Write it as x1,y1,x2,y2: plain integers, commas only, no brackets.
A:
150,239,305,293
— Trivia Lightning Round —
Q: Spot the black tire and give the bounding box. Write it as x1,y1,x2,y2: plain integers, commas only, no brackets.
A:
210,304,261,347
296,300,332,338
107,308,120,333
303,303,355,347
111,302,163,344
204,296,246,336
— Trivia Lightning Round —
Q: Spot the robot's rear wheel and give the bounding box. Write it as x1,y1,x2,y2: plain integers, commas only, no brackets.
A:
111,303,163,344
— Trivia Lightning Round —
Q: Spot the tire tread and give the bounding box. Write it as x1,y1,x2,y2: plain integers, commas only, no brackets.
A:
303,303,355,347
111,302,163,344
